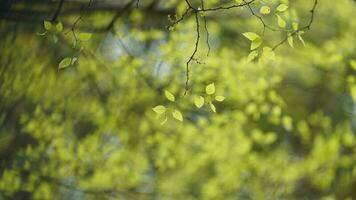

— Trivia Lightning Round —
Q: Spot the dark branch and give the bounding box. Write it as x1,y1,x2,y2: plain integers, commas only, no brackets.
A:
51,0,65,22
184,11,200,95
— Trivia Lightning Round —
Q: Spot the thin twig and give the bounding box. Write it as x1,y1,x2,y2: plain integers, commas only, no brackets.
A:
201,0,210,56
51,0,65,22
184,12,200,95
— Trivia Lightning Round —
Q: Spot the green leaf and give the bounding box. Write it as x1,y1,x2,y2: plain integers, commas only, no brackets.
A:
350,59,356,70
277,4,288,12
242,32,260,41
292,22,299,31
282,116,293,131
206,83,215,95
287,35,294,48
215,96,225,102
172,110,183,122
59,57,72,69
44,21,52,31
260,6,271,14
160,117,168,125
251,37,262,50
71,57,78,65
78,33,92,41
165,90,175,102
263,47,275,60
297,33,306,46
56,22,63,32
247,50,258,61
276,14,286,28
194,96,205,108
152,105,166,114
208,102,216,113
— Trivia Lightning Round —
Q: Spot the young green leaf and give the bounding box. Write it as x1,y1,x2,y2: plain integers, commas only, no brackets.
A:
260,6,271,14
287,35,294,48
59,57,72,69
44,21,52,30
350,60,356,70
172,110,183,122
206,83,215,95
160,117,168,125
71,57,78,65
263,47,275,60
297,33,306,46
251,37,262,50
292,22,299,31
242,32,260,41
247,50,258,61
277,4,288,12
276,14,286,28
152,105,166,115
208,102,216,113
78,33,92,41
215,96,225,102
165,90,175,102
194,96,205,108
56,22,63,32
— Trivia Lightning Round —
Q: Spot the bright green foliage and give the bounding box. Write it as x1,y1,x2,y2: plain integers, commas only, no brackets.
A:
243,32,262,50
288,34,294,48
194,96,205,108
1,0,356,199
172,110,183,122
152,105,166,114
56,22,63,32
277,4,289,12
205,83,215,95
276,14,286,28
78,33,92,41
43,20,52,30
165,90,175,102
260,6,271,14
58,57,72,69
215,96,225,102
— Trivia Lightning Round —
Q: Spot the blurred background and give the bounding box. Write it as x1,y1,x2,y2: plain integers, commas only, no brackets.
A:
1,0,356,199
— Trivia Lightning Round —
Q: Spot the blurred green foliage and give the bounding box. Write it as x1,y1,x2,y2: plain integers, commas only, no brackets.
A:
1,0,356,199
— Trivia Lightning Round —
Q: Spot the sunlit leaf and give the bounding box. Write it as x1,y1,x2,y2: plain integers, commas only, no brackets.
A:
206,83,215,95
276,14,286,28
172,109,183,122
160,117,168,125
215,96,225,102
242,32,260,41
78,33,92,41
209,102,216,113
251,37,262,50
292,22,299,31
247,50,258,61
277,4,288,12
282,116,293,131
44,21,52,30
58,57,72,69
260,6,271,14
288,35,294,48
263,47,275,60
71,57,78,65
297,33,306,46
194,96,205,108
56,22,63,32
165,90,175,102
152,105,166,114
